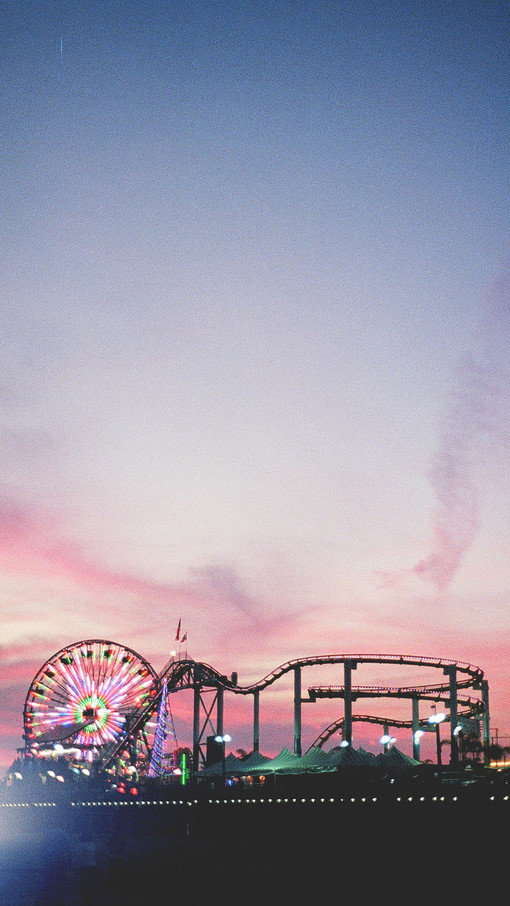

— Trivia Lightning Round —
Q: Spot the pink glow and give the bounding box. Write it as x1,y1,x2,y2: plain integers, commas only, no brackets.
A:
0,495,193,605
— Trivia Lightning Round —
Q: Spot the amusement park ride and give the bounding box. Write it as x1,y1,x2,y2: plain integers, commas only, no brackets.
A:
20,639,491,782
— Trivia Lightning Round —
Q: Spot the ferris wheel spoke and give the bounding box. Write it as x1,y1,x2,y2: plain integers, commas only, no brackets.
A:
24,639,158,760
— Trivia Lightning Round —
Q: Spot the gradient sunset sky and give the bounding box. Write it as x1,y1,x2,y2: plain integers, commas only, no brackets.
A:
1,1,509,771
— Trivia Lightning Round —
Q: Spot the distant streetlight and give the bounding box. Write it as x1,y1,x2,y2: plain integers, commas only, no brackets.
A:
427,712,447,768
214,734,232,782
379,734,396,752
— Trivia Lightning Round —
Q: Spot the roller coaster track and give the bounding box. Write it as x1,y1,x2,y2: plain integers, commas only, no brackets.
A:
306,685,484,706
100,659,232,769
161,658,233,692
307,701,483,751
308,715,421,751
159,653,484,694
100,686,163,770
101,653,486,770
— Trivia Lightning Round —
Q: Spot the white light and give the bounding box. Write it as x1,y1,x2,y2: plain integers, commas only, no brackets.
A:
47,771,55,778
14,772,23,780
380,734,392,745
223,734,232,743
53,744,64,753
414,730,425,741
428,712,447,724
453,725,463,736
340,740,350,747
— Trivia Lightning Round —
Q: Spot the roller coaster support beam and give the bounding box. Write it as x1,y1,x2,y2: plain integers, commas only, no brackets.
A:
253,689,260,754
193,683,201,772
412,697,420,761
217,686,224,737
343,660,357,745
192,679,225,772
445,665,459,766
481,680,490,766
294,666,302,756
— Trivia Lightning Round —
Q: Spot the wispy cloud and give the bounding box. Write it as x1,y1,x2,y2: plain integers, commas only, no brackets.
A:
377,272,510,595
414,274,509,591
412,359,486,589
0,493,292,645
0,492,192,607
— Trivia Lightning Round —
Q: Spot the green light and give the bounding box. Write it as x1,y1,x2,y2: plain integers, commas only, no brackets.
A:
75,695,109,733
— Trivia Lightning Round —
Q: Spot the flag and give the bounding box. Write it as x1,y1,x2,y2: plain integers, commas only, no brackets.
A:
175,618,181,641
181,632,187,643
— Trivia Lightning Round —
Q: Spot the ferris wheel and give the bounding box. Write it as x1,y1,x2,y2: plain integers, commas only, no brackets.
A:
23,639,159,763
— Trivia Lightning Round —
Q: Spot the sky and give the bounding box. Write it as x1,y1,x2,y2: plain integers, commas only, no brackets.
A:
1,0,509,772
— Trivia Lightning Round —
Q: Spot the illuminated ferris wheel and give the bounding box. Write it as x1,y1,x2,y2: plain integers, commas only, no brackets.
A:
23,639,159,762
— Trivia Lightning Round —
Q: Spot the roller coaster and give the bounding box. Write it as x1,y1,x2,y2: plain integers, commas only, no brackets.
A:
21,640,490,778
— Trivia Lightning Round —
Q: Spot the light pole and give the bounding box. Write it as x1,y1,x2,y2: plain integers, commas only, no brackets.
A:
214,733,231,784
427,712,446,770
413,729,425,761
379,733,396,753
453,724,464,765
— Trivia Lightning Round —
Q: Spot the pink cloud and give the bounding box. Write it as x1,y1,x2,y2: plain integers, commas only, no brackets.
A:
0,496,294,637
0,493,192,604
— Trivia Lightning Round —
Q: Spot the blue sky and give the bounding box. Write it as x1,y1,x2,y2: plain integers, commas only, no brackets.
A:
1,1,509,767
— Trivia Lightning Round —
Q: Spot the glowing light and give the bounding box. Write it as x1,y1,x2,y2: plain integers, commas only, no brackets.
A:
428,713,447,724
